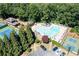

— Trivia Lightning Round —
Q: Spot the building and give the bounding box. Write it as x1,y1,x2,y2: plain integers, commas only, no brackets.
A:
5,17,20,26
42,35,49,43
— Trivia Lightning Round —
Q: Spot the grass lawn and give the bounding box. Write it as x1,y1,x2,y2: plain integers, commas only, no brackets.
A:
51,40,64,48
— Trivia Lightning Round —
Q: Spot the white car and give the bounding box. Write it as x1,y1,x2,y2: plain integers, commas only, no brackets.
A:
54,48,62,55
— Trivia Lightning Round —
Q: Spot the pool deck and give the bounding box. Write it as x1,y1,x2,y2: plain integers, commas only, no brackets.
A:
31,23,77,56
32,23,68,42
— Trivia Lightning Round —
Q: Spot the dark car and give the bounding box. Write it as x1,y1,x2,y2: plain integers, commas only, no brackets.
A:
53,47,58,51
60,52,66,56
40,45,47,51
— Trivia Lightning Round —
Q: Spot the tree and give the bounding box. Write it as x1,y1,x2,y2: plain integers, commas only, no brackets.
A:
19,26,28,51
27,48,32,52
10,31,20,56
25,25,34,45
77,49,79,55
67,47,71,55
2,34,9,56
0,39,3,56
35,39,41,43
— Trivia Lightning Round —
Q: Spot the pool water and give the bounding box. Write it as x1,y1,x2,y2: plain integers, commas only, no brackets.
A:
0,26,13,39
36,26,60,37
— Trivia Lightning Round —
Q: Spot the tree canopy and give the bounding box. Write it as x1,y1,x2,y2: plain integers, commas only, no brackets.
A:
0,25,35,56
0,4,79,30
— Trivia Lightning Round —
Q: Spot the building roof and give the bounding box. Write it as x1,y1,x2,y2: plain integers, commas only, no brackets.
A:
42,35,49,43
6,17,20,26
12,22,20,26
6,17,16,22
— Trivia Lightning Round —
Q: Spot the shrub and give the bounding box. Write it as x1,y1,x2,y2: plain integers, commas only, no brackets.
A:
35,39,41,43
27,48,32,52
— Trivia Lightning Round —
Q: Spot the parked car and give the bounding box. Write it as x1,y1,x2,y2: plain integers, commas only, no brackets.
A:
60,52,66,56
55,48,61,55
40,45,47,51
52,47,58,51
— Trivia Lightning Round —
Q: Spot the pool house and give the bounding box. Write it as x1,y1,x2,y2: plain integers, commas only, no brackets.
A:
42,35,49,43
5,17,20,26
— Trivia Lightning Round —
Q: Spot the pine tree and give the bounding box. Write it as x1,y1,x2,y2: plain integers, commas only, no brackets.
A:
2,42,6,56
26,25,34,45
3,34,9,56
0,39,3,56
19,26,28,51
10,31,20,56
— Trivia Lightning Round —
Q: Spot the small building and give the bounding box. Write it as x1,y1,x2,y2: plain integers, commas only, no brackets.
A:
42,35,49,43
6,17,16,23
6,17,20,26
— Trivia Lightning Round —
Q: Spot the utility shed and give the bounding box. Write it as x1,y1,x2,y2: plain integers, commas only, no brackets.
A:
42,35,49,43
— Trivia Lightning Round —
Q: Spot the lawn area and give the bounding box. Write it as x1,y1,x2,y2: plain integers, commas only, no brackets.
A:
51,40,64,48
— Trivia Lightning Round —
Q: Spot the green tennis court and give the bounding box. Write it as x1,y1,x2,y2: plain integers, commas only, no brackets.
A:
0,23,18,39
63,36,79,54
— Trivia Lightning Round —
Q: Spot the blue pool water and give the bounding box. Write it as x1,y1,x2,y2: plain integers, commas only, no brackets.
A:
36,26,60,37
0,27,13,39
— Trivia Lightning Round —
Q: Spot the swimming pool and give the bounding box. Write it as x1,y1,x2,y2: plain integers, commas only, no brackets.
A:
36,26,60,37
63,37,79,54
0,26,13,39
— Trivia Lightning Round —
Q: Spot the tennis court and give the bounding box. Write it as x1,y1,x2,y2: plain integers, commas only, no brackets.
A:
0,23,16,39
63,36,79,54
0,26,13,39
0,23,7,29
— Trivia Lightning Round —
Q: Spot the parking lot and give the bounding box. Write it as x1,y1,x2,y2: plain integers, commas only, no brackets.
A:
29,47,58,56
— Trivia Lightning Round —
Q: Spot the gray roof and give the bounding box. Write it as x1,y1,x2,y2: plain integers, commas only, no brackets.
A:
6,18,16,22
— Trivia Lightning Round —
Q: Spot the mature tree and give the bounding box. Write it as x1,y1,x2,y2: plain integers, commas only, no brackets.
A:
10,32,20,56
77,49,79,55
67,47,71,55
0,39,3,56
19,26,28,51
25,25,34,45
2,34,9,56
